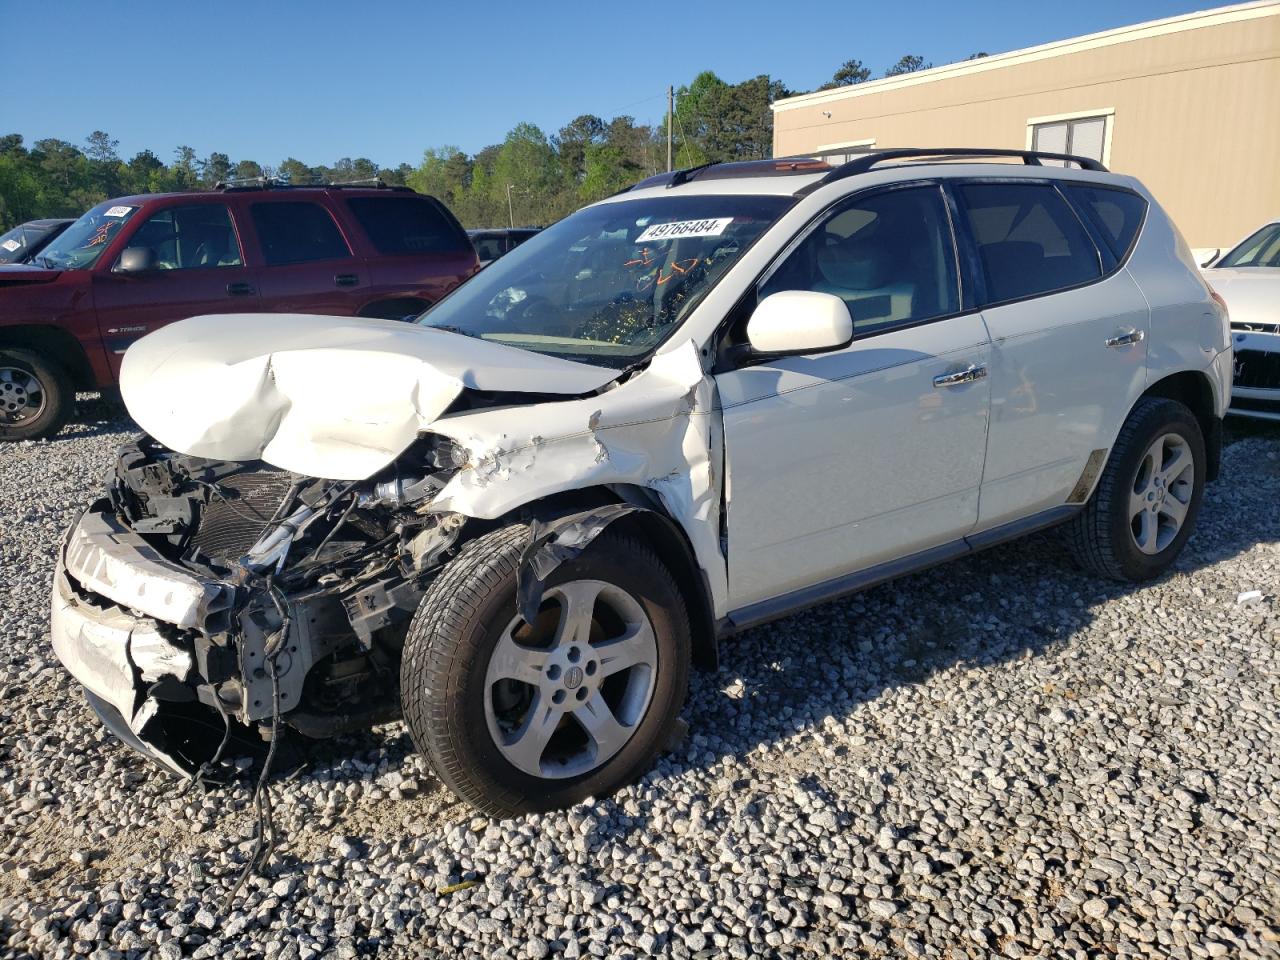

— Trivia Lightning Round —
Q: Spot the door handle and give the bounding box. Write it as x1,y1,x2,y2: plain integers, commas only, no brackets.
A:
933,364,987,388
1105,329,1145,348
334,273,359,287
226,281,254,296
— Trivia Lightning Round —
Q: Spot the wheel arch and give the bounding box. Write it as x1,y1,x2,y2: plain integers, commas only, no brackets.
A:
0,324,96,390
1140,370,1221,481
481,484,720,671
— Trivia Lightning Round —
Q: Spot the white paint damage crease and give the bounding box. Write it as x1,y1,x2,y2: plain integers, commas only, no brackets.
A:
430,339,728,614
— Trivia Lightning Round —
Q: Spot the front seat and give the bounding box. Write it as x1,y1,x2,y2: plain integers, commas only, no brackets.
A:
813,236,915,328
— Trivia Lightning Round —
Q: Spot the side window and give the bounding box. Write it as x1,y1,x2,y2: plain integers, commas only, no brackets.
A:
473,235,505,261
1063,185,1147,261
346,197,467,255
760,185,959,335
957,183,1102,305
250,202,352,265
123,205,242,270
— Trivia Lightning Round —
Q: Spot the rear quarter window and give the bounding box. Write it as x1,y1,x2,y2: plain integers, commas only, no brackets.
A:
346,196,468,255
1063,184,1148,262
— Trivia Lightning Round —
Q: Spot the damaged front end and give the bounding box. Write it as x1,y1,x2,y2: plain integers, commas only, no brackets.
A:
51,434,469,774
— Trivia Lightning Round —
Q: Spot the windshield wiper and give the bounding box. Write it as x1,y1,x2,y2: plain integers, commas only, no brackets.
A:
422,323,479,340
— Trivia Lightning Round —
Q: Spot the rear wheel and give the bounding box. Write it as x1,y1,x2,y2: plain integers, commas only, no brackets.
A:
401,524,690,816
1065,397,1205,581
0,348,73,441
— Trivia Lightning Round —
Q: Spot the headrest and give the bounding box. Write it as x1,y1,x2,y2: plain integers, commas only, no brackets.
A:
816,236,891,291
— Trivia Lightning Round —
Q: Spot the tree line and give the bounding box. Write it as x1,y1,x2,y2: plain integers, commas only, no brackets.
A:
0,54,969,232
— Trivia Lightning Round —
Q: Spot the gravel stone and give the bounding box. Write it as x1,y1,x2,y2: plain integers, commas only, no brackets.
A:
1,403,1278,959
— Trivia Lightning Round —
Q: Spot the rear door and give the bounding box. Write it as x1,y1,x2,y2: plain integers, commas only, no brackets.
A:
247,198,367,315
91,201,259,373
953,179,1150,532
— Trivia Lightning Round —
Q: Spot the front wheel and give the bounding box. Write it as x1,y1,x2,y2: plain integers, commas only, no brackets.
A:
1064,397,1205,582
401,524,690,816
0,348,73,441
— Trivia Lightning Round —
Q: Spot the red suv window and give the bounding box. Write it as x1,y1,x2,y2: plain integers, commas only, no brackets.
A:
250,201,351,265
346,196,468,255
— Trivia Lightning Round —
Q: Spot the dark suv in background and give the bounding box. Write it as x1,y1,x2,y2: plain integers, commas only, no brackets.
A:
0,219,74,265
0,182,478,440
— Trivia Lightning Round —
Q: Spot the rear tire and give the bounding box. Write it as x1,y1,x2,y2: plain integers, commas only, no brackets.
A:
401,524,690,817
1064,397,1205,582
0,348,73,441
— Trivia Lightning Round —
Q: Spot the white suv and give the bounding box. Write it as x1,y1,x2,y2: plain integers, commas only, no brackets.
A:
52,149,1232,815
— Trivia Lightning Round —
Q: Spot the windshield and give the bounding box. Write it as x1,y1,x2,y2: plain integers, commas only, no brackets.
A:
38,202,140,270
0,224,48,263
419,194,794,368
1218,222,1280,268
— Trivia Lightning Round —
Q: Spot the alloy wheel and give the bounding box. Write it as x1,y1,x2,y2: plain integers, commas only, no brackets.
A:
483,579,658,779
1129,432,1195,555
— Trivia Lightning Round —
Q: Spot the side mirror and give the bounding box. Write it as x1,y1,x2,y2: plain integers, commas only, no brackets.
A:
746,290,854,356
114,247,156,274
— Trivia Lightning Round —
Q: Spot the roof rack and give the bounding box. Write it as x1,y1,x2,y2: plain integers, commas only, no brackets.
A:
796,147,1107,195
616,148,1105,198
213,176,412,193
625,157,836,193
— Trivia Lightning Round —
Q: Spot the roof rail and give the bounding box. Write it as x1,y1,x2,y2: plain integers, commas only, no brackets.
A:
797,147,1107,195
625,157,836,193
214,176,412,193
214,176,279,191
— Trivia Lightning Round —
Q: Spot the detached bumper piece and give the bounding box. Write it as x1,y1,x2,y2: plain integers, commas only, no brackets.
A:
51,509,230,775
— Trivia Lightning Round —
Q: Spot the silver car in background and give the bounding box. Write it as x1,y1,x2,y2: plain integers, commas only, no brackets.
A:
1205,220,1280,421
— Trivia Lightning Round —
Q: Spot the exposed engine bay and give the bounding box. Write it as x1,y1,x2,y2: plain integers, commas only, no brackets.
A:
57,432,473,772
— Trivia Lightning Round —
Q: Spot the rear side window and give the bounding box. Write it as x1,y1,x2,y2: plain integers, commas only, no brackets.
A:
1064,185,1148,261
250,202,351,265
958,182,1102,305
346,197,467,255
472,234,505,261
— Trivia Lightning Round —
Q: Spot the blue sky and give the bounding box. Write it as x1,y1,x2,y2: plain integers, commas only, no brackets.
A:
5,0,1218,168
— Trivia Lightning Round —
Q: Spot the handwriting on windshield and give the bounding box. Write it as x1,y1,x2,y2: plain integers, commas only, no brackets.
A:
86,223,118,248
627,250,701,292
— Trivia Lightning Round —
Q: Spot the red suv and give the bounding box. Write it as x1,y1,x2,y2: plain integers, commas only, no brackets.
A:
0,183,478,440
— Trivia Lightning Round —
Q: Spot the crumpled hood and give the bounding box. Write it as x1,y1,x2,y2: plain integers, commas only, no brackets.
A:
120,313,621,480
1205,268,1279,328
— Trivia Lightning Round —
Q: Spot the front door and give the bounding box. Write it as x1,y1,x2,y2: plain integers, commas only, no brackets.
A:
715,184,992,611
92,202,259,374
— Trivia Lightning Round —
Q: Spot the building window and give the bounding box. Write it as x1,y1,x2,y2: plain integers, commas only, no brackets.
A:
814,138,876,165
1027,111,1112,166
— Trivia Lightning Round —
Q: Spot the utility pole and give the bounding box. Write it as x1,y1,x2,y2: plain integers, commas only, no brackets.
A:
506,183,516,229
666,85,674,172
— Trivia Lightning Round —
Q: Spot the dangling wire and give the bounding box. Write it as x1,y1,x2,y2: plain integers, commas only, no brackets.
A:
222,577,290,913
180,707,233,798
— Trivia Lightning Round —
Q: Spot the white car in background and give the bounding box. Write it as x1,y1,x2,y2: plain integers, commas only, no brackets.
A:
1205,220,1280,421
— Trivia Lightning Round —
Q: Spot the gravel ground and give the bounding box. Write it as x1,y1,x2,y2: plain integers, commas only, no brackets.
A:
1,398,1278,960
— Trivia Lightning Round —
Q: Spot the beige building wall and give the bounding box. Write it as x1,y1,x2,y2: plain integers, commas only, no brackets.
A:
772,2,1280,250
